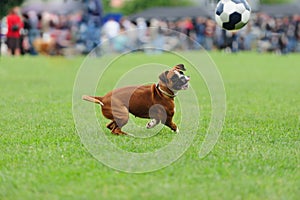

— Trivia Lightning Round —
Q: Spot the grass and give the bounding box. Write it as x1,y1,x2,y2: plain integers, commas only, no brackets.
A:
0,52,299,199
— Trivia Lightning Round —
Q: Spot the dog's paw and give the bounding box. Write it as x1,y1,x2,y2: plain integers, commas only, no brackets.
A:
146,119,158,129
175,127,179,133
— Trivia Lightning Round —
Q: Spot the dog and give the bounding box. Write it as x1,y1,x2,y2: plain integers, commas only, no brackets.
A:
33,37,56,55
82,64,190,135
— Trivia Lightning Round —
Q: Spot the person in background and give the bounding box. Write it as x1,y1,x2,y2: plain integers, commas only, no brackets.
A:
120,17,137,50
183,17,194,49
27,10,40,55
112,27,128,53
102,18,120,51
203,18,215,51
149,18,166,53
136,17,147,48
0,19,2,56
6,7,23,56
79,0,102,54
20,13,30,55
194,17,206,49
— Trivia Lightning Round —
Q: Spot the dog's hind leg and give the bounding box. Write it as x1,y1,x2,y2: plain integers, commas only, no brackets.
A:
111,127,128,135
110,106,129,135
106,121,116,130
105,119,129,135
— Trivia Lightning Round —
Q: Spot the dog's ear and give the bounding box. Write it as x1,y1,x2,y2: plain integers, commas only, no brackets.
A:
159,71,169,84
174,64,186,71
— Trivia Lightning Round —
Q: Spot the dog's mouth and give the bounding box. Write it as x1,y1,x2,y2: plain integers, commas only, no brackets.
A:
181,76,190,90
181,82,189,90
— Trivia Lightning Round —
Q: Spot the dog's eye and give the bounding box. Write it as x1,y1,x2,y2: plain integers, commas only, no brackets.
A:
179,71,184,75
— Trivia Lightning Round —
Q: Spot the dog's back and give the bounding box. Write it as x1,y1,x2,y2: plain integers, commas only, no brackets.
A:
102,84,156,119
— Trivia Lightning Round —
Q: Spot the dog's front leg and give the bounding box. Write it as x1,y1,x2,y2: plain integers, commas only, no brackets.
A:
165,116,178,133
146,119,159,129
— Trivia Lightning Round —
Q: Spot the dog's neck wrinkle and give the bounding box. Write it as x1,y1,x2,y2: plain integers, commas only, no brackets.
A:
156,84,177,98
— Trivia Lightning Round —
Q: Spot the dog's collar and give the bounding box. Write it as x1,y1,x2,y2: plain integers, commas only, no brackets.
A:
156,84,177,98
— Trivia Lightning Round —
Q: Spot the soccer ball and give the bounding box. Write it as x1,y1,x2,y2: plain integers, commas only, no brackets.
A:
215,0,251,31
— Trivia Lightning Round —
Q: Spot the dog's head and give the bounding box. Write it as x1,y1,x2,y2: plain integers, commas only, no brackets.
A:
159,64,190,92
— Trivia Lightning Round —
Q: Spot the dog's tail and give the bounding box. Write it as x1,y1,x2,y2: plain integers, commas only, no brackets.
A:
82,95,104,106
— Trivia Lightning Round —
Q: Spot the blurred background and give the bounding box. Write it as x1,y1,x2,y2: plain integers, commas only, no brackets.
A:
0,0,300,56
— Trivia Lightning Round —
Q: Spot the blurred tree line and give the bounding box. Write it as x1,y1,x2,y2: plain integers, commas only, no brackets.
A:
0,0,25,18
0,0,296,19
0,0,191,18
117,0,192,15
104,0,296,15
261,0,294,4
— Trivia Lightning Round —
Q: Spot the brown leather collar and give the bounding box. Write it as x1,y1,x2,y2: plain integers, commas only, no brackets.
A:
156,84,177,98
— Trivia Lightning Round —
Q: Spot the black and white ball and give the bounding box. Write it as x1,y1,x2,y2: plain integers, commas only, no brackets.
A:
215,0,251,31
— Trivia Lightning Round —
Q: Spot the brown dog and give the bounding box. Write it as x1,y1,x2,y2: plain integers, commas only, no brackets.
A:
82,64,190,135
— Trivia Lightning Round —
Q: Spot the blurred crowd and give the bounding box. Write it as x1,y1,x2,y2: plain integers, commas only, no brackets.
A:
1,6,300,56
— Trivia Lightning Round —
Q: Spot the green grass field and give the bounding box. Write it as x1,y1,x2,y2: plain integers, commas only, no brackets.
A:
0,52,299,199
